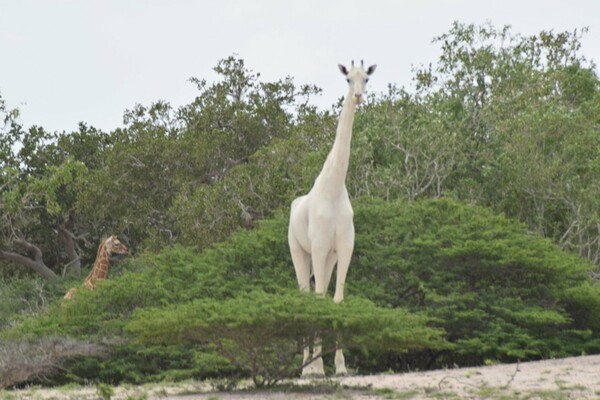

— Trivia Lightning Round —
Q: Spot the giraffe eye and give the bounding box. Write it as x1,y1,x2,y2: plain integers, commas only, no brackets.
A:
346,79,350,83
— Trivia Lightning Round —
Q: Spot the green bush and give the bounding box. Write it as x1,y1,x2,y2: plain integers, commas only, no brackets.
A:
3,198,600,386
0,277,46,329
1,216,297,385
350,197,600,368
126,290,445,387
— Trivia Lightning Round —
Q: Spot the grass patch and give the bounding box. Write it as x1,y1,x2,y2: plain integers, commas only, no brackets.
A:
373,387,419,399
521,389,574,399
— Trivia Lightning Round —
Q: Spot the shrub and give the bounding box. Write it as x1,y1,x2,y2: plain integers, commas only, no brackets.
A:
350,197,600,368
0,337,107,389
3,198,599,386
126,290,445,387
0,277,54,330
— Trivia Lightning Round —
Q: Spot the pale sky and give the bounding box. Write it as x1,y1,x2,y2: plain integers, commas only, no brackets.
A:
1,0,599,133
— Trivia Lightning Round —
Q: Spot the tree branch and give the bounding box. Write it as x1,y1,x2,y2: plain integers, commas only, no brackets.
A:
57,225,81,277
0,239,57,279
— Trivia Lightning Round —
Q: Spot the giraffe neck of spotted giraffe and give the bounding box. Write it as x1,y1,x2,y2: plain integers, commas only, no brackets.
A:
84,239,111,288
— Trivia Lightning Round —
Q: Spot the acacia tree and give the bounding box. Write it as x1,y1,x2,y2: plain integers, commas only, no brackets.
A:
0,161,85,279
170,105,334,248
77,57,315,248
402,22,600,266
76,56,323,250
0,112,106,279
349,88,462,200
126,291,444,388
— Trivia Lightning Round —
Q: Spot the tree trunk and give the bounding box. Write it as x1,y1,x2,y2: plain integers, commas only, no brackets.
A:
58,226,81,277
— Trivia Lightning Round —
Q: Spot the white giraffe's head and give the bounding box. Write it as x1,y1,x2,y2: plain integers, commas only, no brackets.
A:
338,60,377,104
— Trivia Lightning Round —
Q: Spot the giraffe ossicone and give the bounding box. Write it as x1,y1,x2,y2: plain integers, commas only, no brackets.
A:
64,235,128,300
288,60,376,376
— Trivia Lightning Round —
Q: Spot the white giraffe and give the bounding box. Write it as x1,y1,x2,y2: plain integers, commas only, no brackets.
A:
288,60,376,376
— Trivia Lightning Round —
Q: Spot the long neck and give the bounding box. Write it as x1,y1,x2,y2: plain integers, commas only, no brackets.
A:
316,90,356,191
84,240,110,287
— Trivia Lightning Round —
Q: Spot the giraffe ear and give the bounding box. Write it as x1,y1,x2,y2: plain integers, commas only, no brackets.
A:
366,64,377,76
338,64,348,76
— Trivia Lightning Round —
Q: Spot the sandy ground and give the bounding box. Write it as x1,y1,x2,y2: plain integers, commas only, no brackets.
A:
6,354,600,399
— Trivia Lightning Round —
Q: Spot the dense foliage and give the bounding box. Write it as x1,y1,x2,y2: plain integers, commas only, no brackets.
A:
0,208,444,386
127,291,443,387
2,24,600,274
350,198,600,369
3,199,600,387
2,22,600,389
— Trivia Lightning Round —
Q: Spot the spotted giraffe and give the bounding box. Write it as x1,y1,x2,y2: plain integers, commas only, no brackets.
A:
64,235,128,300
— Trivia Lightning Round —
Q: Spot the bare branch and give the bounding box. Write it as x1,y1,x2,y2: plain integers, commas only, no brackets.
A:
57,226,81,277
0,239,57,279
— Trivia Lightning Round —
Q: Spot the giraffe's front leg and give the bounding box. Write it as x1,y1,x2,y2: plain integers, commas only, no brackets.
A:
335,347,348,376
333,221,354,304
301,336,324,377
304,243,330,377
